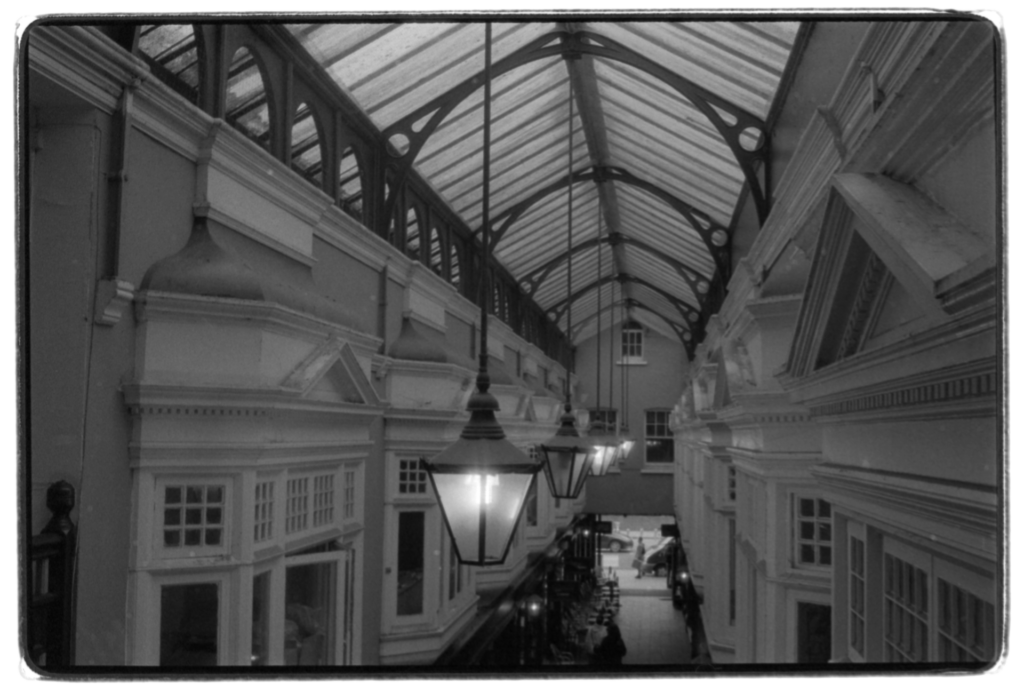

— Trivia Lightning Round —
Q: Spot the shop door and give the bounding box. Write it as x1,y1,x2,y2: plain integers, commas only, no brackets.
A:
796,602,831,663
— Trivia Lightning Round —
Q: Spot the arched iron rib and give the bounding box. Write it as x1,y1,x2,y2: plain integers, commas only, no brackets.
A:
567,298,694,356
523,232,712,307
625,299,696,354
377,26,770,236
505,165,727,287
547,273,700,327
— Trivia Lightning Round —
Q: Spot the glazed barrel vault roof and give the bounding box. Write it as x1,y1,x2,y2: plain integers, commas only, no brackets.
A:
285,20,801,348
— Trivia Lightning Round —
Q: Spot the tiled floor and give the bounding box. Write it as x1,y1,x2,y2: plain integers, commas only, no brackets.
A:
608,569,691,665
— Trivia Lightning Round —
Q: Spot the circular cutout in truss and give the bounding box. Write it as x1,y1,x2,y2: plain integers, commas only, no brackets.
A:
688,311,699,323
683,332,692,342
691,210,711,231
387,133,411,157
739,126,765,152
697,280,709,294
711,229,729,247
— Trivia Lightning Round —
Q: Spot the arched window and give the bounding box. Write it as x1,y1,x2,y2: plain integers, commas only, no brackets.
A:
290,102,323,189
137,25,200,104
449,241,461,289
338,145,364,223
405,208,421,262
225,46,271,151
429,225,444,277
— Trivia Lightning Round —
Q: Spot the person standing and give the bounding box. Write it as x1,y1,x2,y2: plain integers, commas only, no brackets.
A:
593,622,627,665
633,537,646,578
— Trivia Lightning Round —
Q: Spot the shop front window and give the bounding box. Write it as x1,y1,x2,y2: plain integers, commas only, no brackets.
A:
285,562,337,665
160,583,219,666
397,511,425,616
252,571,271,666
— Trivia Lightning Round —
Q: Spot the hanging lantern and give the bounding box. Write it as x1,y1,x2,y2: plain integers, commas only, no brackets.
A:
539,404,599,499
586,419,620,477
616,435,636,464
423,381,541,566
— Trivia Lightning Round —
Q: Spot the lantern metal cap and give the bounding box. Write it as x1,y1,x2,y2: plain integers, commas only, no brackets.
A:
540,403,599,452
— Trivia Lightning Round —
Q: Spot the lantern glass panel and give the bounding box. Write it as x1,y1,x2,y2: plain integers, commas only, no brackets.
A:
431,471,534,564
540,444,593,499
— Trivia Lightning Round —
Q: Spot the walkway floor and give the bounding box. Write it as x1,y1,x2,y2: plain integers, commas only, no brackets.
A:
607,567,690,666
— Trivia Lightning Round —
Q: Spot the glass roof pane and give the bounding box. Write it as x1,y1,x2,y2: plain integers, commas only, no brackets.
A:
588,21,799,118
279,19,802,349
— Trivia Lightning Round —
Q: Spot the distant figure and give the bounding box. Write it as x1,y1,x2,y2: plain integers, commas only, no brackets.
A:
633,538,646,578
593,623,627,665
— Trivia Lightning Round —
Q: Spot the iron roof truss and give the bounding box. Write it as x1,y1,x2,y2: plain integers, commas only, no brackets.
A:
378,25,771,239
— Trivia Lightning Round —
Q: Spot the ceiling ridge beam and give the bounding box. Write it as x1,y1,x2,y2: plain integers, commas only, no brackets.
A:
559,23,633,315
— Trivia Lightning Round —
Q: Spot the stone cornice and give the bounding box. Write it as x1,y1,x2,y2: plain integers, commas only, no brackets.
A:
124,383,384,418
28,25,148,115
128,441,375,469
717,392,813,428
812,462,998,560
799,358,998,423
730,453,823,479
781,305,996,405
373,356,475,382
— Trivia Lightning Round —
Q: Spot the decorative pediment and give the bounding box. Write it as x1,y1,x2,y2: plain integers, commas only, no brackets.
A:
786,174,993,378
281,337,382,407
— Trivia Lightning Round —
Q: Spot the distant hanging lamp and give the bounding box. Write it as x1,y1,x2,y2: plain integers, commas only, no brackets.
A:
422,24,542,566
587,203,620,477
537,67,602,501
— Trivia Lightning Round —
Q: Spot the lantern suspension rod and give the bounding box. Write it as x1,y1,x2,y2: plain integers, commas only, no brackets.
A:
480,21,492,380
609,275,615,432
564,64,575,399
595,204,602,423
620,286,626,431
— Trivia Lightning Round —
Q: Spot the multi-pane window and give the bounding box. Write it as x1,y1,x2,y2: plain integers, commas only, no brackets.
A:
644,410,674,463
795,497,832,566
254,481,274,543
313,474,335,527
850,536,866,655
286,477,309,534
621,324,643,359
343,470,356,520
938,579,996,662
727,465,737,501
163,484,225,548
398,459,428,495
884,553,929,662
286,473,338,535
